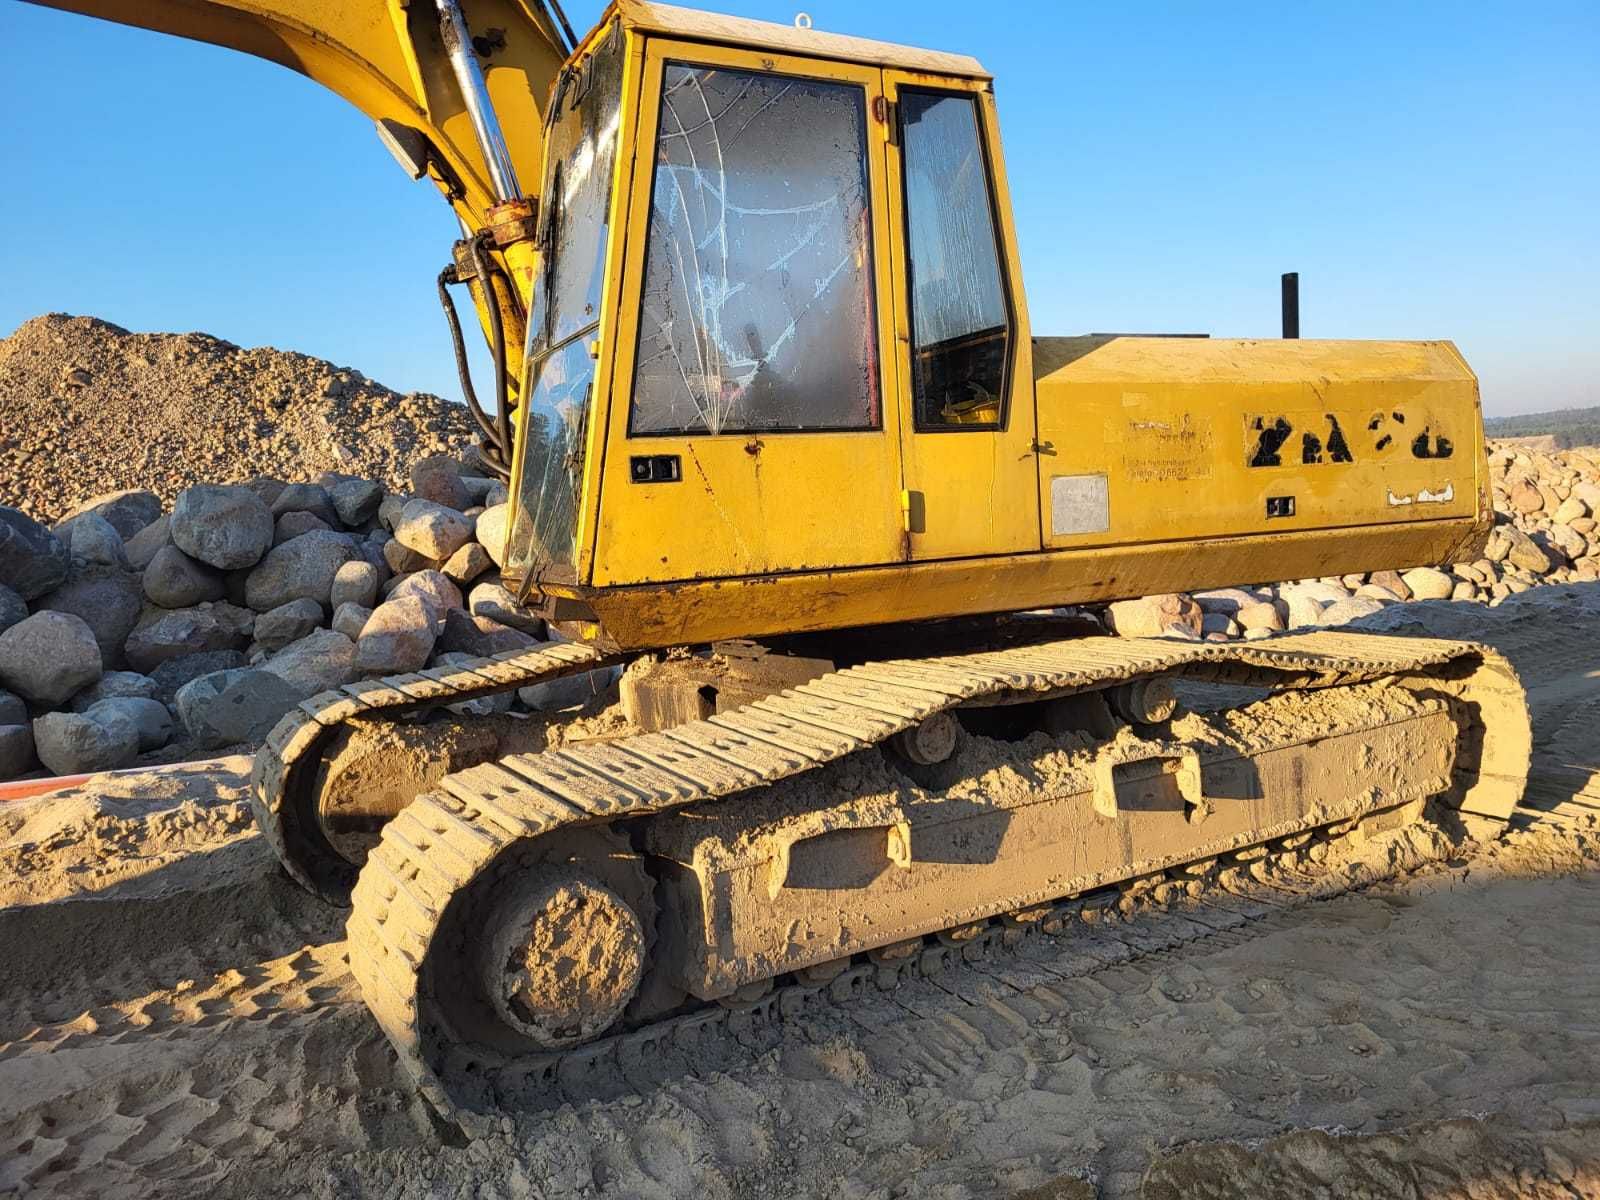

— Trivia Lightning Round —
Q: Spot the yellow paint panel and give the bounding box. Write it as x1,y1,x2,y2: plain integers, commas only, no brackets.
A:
590,38,905,586
1034,336,1481,549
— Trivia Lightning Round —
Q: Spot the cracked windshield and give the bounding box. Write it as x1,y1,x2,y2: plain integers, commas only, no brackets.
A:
509,26,622,580
629,65,879,435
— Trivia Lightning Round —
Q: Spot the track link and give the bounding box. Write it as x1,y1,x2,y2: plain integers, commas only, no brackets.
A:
251,641,628,903
341,630,1529,1124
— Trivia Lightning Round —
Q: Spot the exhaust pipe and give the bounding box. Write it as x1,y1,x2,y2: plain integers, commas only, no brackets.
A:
1281,271,1300,339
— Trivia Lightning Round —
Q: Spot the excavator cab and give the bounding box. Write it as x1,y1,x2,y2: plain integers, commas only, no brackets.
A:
504,8,1043,634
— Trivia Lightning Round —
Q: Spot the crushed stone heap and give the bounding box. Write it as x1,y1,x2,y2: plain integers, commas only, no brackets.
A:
0,313,477,523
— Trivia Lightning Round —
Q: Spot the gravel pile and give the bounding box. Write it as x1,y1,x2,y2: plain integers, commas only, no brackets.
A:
0,459,614,781
1106,441,1600,639
0,313,477,523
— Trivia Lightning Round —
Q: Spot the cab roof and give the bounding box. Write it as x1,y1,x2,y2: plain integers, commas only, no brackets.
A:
613,0,990,80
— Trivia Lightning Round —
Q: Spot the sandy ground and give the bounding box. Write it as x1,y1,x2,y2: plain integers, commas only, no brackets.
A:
2,585,1598,1199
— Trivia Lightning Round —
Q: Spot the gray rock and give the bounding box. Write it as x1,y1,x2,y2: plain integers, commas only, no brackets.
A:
0,611,103,705
272,510,333,546
36,568,144,666
441,541,494,585
124,514,173,571
353,596,437,675
460,476,496,504
171,484,274,570
69,670,160,712
253,598,326,653
377,493,409,533
1501,526,1553,574
474,503,509,567
411,455,472,511
64,513,130,570
331,602,373,641
394,499,473,561
0,724,36,779
1320,596,1387,626
330,478,383,527
142,544,225,608
0,583,26,636
0,506,70,600
124,606,252,673
175,668,303,749
261,629,356,698
85,696,172,751
149,650,248,706
330,560,381,611
382,538,435,576
356,535,391,579
33,710,139,774
518,665,619,712
242,477,288,508
438,608,537,658
56,490,162,541
244,530,355,612
1400,567,1455,601
0,689,26,725
469,581,545,635
389,570,462,629
270,483,338,526
485,481,510,508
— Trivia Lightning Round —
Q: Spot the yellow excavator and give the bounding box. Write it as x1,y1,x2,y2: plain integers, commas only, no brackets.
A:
33,0,1529,1123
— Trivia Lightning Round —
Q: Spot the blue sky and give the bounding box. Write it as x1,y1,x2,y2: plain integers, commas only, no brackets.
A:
2,0,1595,416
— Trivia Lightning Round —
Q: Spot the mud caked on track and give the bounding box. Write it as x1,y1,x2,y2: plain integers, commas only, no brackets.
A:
1,585,1599,1200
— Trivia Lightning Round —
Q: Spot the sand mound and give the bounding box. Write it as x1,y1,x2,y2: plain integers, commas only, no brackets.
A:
0,313,476,522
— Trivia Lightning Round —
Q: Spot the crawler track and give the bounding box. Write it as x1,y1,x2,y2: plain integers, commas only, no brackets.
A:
326,630,1527,1124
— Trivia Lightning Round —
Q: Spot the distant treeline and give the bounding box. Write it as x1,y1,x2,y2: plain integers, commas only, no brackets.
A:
1484,407,1600,450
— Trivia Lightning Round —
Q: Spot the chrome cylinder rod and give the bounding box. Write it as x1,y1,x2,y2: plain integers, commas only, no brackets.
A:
436,0,521,202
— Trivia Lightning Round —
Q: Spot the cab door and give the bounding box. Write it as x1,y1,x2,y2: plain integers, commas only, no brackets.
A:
882,72,1040,559
590,40,905,587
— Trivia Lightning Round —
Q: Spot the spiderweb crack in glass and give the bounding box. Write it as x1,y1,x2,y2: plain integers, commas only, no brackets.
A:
630,65,880,436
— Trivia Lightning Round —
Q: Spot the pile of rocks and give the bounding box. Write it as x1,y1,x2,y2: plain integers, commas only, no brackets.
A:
0,314,477,523
1105,442,1600,640
0,456,597,780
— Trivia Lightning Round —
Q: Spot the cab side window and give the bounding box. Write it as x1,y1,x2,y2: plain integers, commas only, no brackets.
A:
629,65,880,436
899,90,1011,430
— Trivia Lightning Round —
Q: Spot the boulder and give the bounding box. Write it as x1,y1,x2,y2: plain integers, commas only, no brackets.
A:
142,544,225,608
270,483,339,526
65,513,130,570
353,596,437,675
390,570,462,627
438,609,537,658
0,506,70,600
1482,526,1512,563
32,709,140,774
69,670,160,712
0,611,102,705
273,510,333,545
1281,580,1351,606
331,602,373,641
131,518,179,581
383,538,436,576
1508,482,1543,514
1367,569,1412,601
0,689,26,725
1554,496,1588,525
242,477,288,508
1199,612,1239,638
244,530,355,612
254,598,326,653
1282,593,1326,629
261,629,356,697
1234,601,1285,633
460,476,497,504
1501,526,1554,574
175,668,303,749
1320,597,1386,626
1400,567,1455,601
394,499,473,561
55,489,162,541
1452,580,1480,601
171,484,274,570
124,606,252,673
1546,524,1587,562
0,583,26,636
0,724,36,779
474,503,510,567
36,568,144,666
85,696,172,751
1190,587,1258,617
378,493,410,533
1104,593,1203,639
1355,584,1402,604
149,649,248,706
468,581,546,635
441,541,494,585
410,455,473,511
330,478,384,527
330,560,381,611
